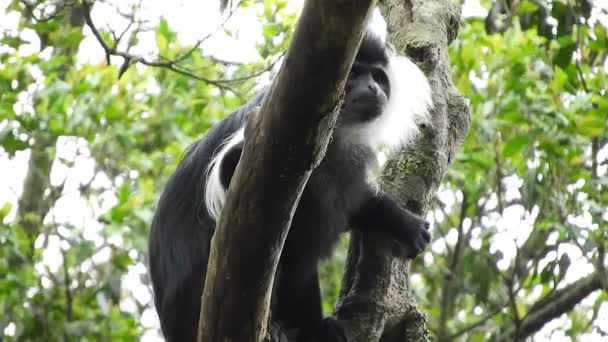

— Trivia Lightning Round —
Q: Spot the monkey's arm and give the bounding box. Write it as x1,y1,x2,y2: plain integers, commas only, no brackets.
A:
351,190,431,258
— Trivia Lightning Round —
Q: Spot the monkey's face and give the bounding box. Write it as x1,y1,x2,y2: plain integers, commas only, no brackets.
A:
341,62,390,125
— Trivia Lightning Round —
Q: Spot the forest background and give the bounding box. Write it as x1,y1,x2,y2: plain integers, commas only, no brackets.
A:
0,0,607,341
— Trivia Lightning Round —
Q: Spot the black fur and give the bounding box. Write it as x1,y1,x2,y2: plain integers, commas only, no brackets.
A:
219,140,244,188
148,33,430,342
148,92,262,342
355,31,389,66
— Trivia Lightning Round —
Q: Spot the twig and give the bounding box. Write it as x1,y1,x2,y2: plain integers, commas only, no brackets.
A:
574,22,590,93
449,307,502,339
60,247,73,321
20,0,75,23
156,0,245,66
438,191,469,341
81,0,262,97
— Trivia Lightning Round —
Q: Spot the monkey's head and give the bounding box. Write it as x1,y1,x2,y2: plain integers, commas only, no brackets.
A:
337,31,432,150
341,33,390,125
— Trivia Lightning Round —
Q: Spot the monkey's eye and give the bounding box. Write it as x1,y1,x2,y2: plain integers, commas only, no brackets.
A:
372,68,388,86
349,65,364,78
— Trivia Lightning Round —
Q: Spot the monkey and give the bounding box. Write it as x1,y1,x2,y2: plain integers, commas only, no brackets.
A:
148,30,433,342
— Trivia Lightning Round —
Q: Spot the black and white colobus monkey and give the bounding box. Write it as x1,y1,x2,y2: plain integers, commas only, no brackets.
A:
148,29,433,342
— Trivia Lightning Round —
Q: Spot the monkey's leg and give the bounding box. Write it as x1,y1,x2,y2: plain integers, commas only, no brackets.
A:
273,265,350,342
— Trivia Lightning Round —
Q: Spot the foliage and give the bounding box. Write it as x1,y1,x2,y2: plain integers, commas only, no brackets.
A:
0,0,293,340
415,1,608,340
0,0,606,341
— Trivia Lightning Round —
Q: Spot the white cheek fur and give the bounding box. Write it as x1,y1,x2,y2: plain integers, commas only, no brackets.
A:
340,54,433,150
378,53,433,148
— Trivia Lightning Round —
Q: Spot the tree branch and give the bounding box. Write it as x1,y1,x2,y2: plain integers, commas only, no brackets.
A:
81,0,265,95
449,307,502,340
335,0,470,341
517,272,604,339
438,192,468,341
19,0,76,23
198,1,377,341
60,247,73,321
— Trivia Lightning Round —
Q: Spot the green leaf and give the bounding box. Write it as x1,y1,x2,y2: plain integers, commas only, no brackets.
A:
577,115,605,137
519,0,539,13
0,202,12,221
118,185,131,204
48,116,65,136
553,41,576,68
1,35,27,49
503,135,531,158
1,132,29,155
263,23,281,39
155,18,175,54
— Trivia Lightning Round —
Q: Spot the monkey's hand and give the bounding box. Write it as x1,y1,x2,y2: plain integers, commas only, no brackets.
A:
351,191,431,258
400,211,431,258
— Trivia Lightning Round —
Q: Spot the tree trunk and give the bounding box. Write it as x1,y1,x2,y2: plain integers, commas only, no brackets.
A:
335,1,470,341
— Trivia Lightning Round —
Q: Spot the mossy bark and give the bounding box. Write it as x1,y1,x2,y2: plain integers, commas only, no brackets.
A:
335,1,470,341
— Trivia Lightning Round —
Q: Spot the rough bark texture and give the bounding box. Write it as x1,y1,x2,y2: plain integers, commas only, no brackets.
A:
335,1,470,341
198,1,377,341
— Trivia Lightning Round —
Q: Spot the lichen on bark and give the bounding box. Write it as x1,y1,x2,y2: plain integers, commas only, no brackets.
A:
334,0,471,341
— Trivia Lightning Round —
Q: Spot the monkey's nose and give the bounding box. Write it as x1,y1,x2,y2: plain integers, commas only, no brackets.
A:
368,84,377,95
